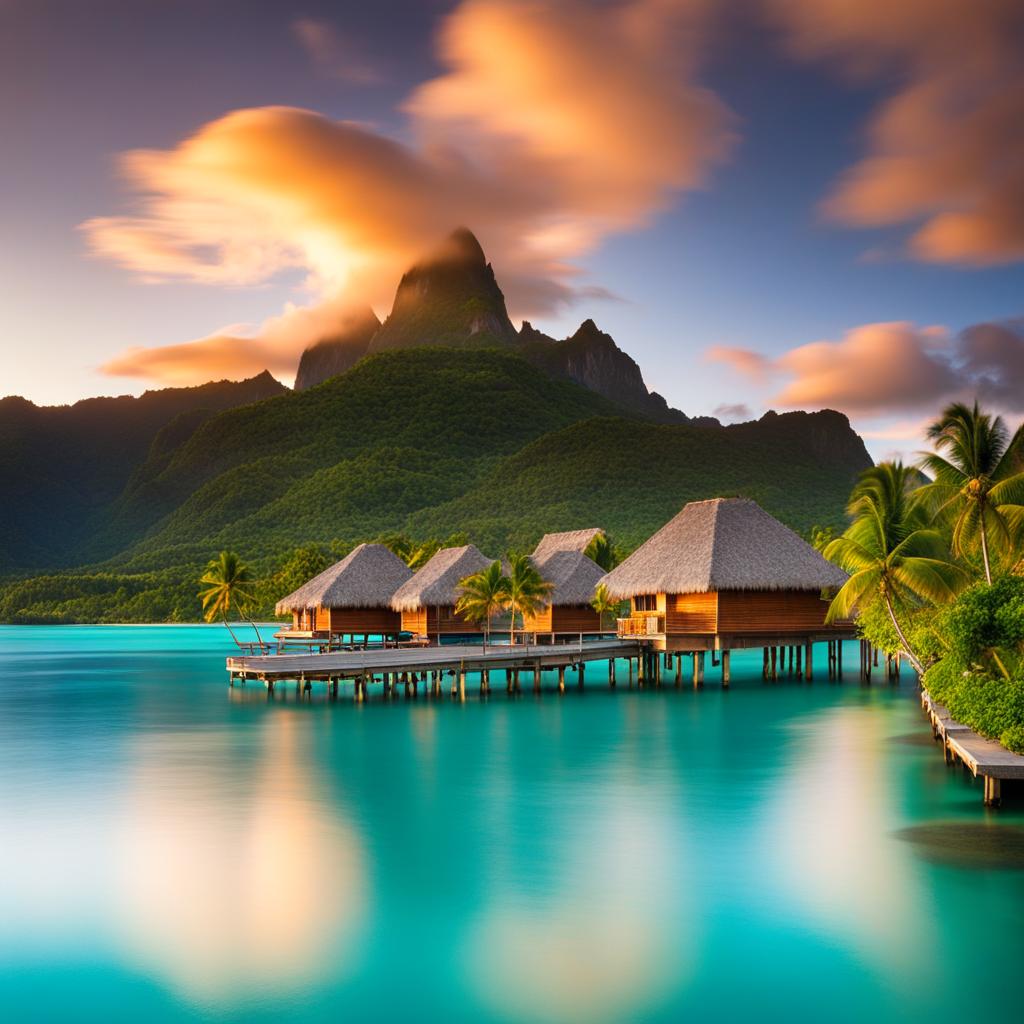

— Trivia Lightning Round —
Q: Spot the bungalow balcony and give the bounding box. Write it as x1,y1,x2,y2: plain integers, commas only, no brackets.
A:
617,613,666,637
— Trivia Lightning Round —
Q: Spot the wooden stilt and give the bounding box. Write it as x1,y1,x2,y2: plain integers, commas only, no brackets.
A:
578,661,585,688
762,646,769,679
458,668,466,702
837,640,843,679
628,657,634,687
609,659,616,688
804,642,813,681
796,645,802,675
692,651,700,688
770,646,777,681
984,775,1002,807
534,661,542,693
698,651,705,685
722,650,730,688
675,652,682,686
558,665,566,693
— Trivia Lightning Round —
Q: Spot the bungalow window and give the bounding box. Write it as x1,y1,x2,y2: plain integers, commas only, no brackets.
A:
634,595,657,612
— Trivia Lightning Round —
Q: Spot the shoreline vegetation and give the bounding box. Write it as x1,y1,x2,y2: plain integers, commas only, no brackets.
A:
820,401,1024,753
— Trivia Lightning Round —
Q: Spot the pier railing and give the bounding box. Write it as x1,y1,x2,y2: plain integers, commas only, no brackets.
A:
616,614,665,637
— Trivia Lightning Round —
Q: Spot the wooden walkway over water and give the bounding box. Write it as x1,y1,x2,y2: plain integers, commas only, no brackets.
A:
228,638,643,699
922,689,1024,806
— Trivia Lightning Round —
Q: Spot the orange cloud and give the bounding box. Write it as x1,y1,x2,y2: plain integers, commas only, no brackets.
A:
705,345,772,380
771,0,1024,265
100,295,373,386
88,0,735,386
711,322,961,416
407,0,735,229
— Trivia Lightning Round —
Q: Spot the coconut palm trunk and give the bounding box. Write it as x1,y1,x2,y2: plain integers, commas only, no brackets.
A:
979,505,993,585
882,591,923,675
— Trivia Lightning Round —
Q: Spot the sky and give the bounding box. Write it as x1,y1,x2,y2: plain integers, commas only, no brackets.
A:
2,0,1023,460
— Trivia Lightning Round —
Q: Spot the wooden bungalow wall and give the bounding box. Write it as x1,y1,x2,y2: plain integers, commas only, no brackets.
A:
400,606,482,635
524,605,604,633
631,589,830,635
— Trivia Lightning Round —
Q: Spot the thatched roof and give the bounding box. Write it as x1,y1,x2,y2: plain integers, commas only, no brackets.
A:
532,527,604,562
390,545,494,611
601,498,847,598
275,543,413,613
534,549,605,606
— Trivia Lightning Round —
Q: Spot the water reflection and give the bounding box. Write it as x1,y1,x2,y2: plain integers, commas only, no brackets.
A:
464,776,693,1022
758,705,934,973
895,823,1024,869
116,714,366,1002
1,714,366,1005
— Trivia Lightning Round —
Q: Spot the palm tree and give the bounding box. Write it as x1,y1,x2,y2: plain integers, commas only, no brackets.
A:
919,400,1024,584
455,561,509,650
584,532,619,571
198,551,262,649
824,463,966,674
407,540,441,571
591,583,621,632
505,553,554,646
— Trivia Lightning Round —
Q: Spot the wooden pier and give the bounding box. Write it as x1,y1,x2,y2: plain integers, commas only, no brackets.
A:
228,638,643,700
922,689,1024,806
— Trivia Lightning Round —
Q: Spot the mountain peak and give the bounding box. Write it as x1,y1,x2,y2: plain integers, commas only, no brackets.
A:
368,228,517,353
432,227,486,267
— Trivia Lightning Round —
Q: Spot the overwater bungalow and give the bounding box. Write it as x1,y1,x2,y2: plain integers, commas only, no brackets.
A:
390,544,493,640
601,498,849,654
522,549,607,638
275,543,413,641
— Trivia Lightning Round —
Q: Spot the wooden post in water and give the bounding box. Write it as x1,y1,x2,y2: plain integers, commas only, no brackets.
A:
692,652,700,688
984,775,1002,807
578,661,585,689
675,653,682,687
458,667,466,702
558,665,566,693
608,658,616,688
534,661,542,694
770,646,777,681
804,642,813,681
837,641,843,679
762,647,769,679
722,650,730,688
796,645,802,676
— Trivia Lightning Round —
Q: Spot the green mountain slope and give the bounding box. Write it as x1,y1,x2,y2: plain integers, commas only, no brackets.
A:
404,410,871,552
0,348,872,623
0,372,286,569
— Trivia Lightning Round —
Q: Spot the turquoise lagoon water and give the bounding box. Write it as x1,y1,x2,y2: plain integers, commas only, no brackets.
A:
1,624,1022,1023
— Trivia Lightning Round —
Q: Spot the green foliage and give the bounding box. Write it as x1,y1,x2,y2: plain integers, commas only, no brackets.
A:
504,552,554,642
584,532,619,571
454,560,510,643
823,462,966,670
591,583,623,630
918,399,1024,583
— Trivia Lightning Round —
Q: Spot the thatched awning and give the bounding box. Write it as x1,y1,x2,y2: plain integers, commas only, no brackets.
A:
275,543,413,614
390,545,494,611
533,549,605,606
601,498,847,599
532,527,604,562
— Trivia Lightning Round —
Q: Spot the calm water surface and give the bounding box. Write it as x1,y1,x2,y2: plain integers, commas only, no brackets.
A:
1,625,1022,1023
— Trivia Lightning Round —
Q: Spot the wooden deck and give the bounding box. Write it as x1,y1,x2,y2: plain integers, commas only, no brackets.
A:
227,638,642,699
921,689,1024,806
